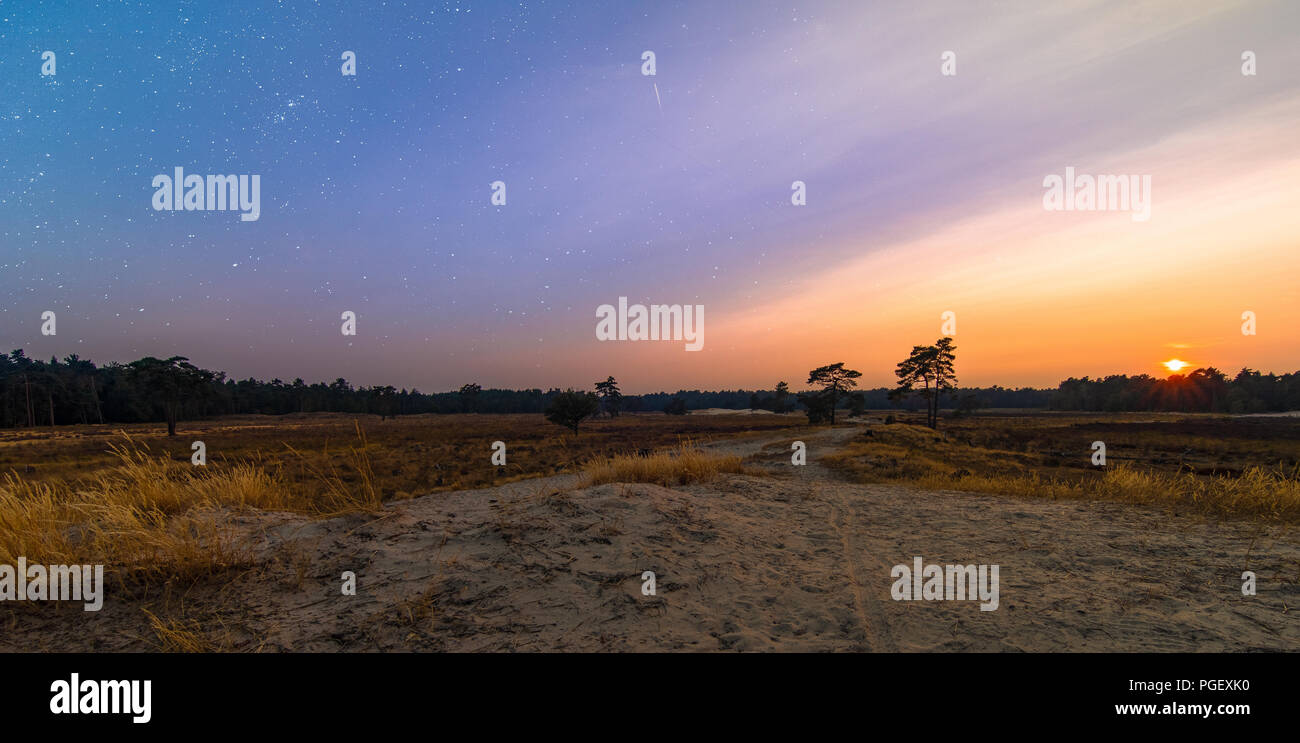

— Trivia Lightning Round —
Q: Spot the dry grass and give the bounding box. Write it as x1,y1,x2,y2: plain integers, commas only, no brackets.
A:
581,444,750,487
0,433,385,589
1,412,800,499
903,464,1300,521
141,608,226,652
827,418,1300,522
0,413,792,593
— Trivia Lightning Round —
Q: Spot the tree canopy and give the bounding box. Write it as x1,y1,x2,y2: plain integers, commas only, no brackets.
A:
544,389,601,433
890,337,958,429
805,362,862,424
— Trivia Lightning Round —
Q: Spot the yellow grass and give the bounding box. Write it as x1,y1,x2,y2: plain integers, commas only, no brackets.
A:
0,434,384,588
827,421,1300,522
908,464,1300,521
581,445,749,487
142,608,226,652
2,412,800,499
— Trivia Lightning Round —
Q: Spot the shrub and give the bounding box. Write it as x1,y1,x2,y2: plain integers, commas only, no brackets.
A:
663,397,688,416
545,389,601,433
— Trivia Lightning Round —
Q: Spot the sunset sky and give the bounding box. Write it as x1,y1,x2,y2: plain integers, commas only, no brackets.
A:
2,0,1297,393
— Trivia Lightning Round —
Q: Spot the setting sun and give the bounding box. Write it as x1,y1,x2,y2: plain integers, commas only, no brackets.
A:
1163,359,1190,373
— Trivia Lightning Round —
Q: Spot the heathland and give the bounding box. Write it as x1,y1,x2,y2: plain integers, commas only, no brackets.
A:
1,410,1297,651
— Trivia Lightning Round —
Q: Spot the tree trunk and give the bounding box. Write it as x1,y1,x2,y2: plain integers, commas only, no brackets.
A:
24,376,34,427
927,379,937,429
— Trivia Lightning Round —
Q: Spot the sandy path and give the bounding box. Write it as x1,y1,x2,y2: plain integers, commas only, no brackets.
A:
7,424,1297,652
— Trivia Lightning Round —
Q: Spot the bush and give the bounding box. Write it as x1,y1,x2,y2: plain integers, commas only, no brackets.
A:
798,390,834,424
545,389,601,433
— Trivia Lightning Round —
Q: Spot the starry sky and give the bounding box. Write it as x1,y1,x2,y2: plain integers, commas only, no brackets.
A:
2,0,1298,393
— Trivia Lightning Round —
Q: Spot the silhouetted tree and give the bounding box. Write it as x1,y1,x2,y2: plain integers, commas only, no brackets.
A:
807,362,862,424
797,390,835,424
890,338,957,429
372,385,398,419
773,381,792,413
459,382,482,413
594,376,623,417
1188,367,1229,412
127,356,213,436
544,389,601,433
847,391,866,418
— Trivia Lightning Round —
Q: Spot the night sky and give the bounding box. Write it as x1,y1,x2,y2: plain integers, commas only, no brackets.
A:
3,1,1298,392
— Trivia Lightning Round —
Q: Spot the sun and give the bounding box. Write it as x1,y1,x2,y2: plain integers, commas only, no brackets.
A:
1162,359,1189,372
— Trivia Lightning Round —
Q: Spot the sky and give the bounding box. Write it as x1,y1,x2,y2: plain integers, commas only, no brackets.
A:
1,0,1297,393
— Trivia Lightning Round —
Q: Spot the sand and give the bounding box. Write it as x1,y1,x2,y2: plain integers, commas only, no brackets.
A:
6,425,1297,652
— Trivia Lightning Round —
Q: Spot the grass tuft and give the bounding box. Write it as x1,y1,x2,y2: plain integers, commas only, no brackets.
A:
581,444,749,487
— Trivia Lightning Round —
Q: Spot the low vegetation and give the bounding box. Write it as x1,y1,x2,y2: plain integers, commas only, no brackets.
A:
582,444,750,487
1,412,799,498
0,413,798,590
825,413,1300,522
4,408,1298,620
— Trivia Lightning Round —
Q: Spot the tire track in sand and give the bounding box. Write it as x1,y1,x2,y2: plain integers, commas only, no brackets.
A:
824,483,898,653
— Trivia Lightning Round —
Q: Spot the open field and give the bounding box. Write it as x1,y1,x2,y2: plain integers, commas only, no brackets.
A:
1,411,1297,652
0,412,803,501
867,410,1300,476
823,411,1300,522
0,413,802,596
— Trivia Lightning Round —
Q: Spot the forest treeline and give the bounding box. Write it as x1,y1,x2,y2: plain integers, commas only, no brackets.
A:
0,349,1295,429
1050,368,1300,413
